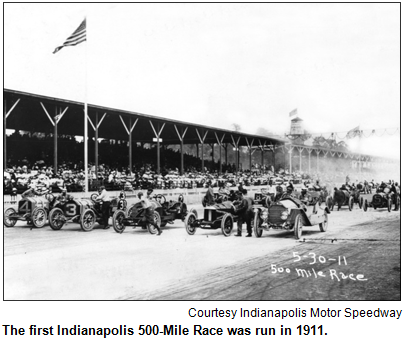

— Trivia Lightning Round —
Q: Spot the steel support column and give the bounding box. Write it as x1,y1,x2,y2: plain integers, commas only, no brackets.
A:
4,100,7,170
54,105,58,173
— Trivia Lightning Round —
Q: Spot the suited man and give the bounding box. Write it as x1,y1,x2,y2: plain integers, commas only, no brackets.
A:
234,189,254,237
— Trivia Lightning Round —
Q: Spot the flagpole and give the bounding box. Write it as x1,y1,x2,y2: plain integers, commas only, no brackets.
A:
84,16,89,193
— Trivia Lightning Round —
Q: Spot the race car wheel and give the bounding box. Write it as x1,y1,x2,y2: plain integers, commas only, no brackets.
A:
221,213,234,237
80,209,96,231
31,207,47,228
147,211,161,235
189,208,198,219
293,214,303,240
49,208,65,230
363,199,368,212
184,212,197,235
348,196,354,211
319,213,328,232
90,193,98,203
359,197,363,209
4,207,17,227
253,210,263,238
387,199,392,212
112,210,126,234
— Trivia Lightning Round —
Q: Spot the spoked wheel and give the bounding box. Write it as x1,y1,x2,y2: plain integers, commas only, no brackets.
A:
147,211,161,235
363,199,368,211
319,213,328,232
4,207,17,227
184,212,197,235
31,207,47,228
253,210,263,238
348,196,354,211
221,213,234,237
112,210,126,234
80,209,96,231
293,214,303,240
49,208,65,230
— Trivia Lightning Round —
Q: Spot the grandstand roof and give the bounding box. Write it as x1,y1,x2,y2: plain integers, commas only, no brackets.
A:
4,89,286,147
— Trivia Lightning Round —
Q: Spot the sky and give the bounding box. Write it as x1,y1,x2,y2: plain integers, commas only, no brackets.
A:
4,3,400,159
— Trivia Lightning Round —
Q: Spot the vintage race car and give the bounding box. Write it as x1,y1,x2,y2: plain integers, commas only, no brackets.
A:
48,192,127,231
253,196,330,240
363,192,400,212
331,189,356,211
4,194,56,228
112,194,196,234
184,201,238,237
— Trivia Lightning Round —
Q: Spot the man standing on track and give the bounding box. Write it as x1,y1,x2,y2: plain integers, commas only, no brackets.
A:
96,185,111,229
138,191,162,235
234,189,254,237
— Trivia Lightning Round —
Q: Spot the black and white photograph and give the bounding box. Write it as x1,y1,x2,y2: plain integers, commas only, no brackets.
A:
3,2,400,302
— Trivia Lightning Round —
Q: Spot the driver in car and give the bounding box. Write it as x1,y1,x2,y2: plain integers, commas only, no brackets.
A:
21,183,48,198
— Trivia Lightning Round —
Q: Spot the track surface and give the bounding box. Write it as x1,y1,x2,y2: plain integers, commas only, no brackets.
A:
3,203,400,300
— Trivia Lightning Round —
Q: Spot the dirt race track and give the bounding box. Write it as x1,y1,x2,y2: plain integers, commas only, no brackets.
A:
3,203,401,300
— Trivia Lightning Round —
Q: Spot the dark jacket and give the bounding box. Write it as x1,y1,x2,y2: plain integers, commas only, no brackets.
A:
235,196,254,221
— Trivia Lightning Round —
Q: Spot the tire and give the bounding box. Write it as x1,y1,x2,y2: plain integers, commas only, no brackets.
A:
4,207,17,227
359,197,363,209
31,207,47,228
48,208,65,230
293,214,303,240
319,213,328,232
387,199,392,212
363,199,368,212
184,212,197,235
221,213,234,237
80,209,96,231
253,210,263,238
112,210,126,234
348,196,354,211
189,208,198,219
147,211,161,235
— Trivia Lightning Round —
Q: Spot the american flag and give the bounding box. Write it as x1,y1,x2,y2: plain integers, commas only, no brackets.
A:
346,126,360,139
53,18,86,54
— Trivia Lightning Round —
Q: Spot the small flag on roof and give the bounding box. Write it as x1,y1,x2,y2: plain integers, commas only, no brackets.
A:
289,109,298,117
53,18,86,54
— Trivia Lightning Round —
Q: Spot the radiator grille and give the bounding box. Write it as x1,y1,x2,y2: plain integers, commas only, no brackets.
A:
268,205,287,224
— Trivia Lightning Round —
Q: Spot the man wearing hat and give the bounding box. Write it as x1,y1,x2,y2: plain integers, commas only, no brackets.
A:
138,191,162,235
96,185,111,229
234,189,254,237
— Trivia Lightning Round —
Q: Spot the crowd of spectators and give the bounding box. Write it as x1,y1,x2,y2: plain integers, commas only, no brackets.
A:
5,131,398,196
